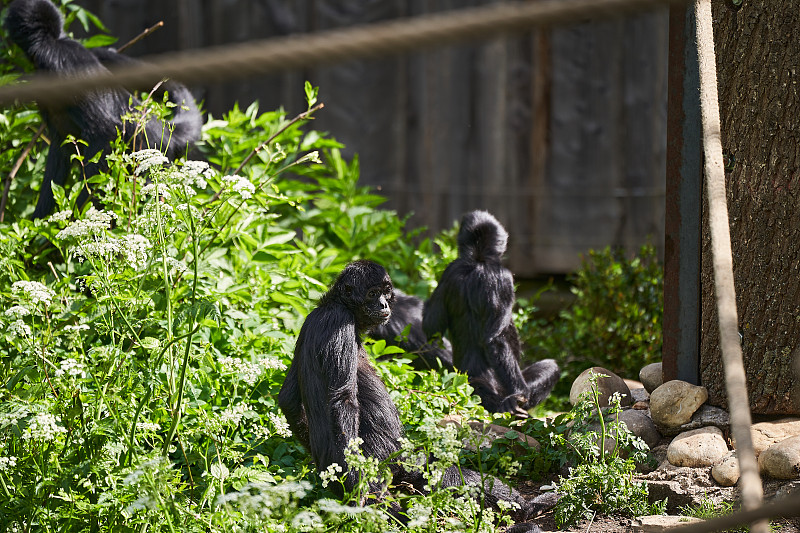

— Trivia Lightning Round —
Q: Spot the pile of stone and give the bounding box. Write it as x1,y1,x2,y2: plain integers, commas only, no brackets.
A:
567,363,800,509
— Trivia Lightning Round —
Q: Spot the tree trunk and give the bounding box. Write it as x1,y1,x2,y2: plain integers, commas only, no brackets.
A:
700,1,800,415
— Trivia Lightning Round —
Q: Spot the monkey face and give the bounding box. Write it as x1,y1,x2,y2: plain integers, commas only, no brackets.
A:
362,281,393,328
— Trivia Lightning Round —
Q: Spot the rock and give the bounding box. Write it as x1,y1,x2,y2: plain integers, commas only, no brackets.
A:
650,380,708,428
656,404,730,437
711,451,740,486
631,387,651,404
750,418,800,456
641,464,734,512
630,515,703,532
619,409,662,449
639,362,663,393
667,427,729,468
569,366,632,408
758,435,800,479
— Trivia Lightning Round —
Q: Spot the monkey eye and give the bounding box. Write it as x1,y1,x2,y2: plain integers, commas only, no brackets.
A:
367,289,379,299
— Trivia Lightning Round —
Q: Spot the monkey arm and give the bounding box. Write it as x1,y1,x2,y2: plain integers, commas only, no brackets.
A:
319,321,361,487
422,284,449,340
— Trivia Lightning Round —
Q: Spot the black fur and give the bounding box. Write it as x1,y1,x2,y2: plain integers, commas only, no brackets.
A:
423,211,560,416
278,260,547,528
371,289,454,371
4,0,202,218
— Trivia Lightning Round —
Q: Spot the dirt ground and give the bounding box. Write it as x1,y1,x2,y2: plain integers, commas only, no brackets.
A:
529,512,800,533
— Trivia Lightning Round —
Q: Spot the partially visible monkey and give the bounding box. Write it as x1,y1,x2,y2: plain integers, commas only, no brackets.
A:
278,260,547,530
423,211,560,416
371,289,454,371
4,0,202,218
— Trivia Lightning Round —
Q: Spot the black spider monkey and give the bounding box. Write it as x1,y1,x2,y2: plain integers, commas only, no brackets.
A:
278,260,546,530
370,289,454,371
423,210,560,417
4,0,203,219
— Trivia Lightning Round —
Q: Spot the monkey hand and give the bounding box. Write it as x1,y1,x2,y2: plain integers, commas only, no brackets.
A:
499,393,530,419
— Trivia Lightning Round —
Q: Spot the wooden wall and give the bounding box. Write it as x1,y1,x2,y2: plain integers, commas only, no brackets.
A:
80,0,669,277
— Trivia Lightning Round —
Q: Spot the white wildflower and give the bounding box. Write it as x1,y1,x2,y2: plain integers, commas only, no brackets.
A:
222,174,255,200
10,319,32,337
136,421,160,432
219,356,262,386
219,403,251,426
291,511,323,532
0,456,17,471
55,207,115,240
140,182,172,200
11,281,56,307
296,151,322,165
22,412,67,442
262,356,287,372
63,324,90,332
267,411,292,438
182,160,214,189
119,234,150,270
128,149,168,175
54,358,86,379
5,305,30,318
49,210,72,223
320,462,343,488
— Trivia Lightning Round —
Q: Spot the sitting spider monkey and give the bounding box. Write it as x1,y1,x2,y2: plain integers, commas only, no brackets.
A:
278,260,548,531
423,211,560,416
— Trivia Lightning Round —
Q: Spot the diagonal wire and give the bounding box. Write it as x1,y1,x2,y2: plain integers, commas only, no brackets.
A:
0,0,686,107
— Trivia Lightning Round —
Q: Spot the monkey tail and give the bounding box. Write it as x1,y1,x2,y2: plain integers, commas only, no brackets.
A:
457,210,509,263
5,0,65,59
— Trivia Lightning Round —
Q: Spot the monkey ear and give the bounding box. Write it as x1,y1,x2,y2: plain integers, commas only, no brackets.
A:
343,284,353,296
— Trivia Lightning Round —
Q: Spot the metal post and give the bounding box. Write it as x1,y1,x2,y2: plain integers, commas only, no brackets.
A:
663,2,702,384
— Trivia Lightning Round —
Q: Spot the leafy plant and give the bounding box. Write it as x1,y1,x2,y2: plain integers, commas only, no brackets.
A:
547,371,665,527
517,244,663,396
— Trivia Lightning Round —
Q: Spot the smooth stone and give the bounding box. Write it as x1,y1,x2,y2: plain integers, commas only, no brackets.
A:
667,426,729,468
650,380,708,428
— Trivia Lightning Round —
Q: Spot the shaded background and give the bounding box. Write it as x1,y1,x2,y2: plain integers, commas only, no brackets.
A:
79,0,669,277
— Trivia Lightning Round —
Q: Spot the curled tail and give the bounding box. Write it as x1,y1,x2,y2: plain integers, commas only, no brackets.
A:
5,0,64,60
457,210,509,263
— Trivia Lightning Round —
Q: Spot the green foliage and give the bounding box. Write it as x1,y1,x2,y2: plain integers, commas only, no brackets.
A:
546,371,665,527
0,5,529,527
517,244,663,396
679,500,764,533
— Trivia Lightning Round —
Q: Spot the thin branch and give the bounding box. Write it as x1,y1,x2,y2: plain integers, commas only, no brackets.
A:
205,102,325,205
118,21,165,53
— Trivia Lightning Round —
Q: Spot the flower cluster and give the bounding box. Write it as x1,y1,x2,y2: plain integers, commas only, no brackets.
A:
22,412,67,442
11,281,56,307
0,456,18,472
127,149,168,175
222,174,255,200
319,463,343,488
215,481,312,520
54,358,87,379
267,411,292,438
55,207,116,240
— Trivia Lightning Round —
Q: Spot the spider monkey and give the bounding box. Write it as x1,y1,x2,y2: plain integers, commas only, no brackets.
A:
278,260,548,531
4,0,202,218
423,210,560,416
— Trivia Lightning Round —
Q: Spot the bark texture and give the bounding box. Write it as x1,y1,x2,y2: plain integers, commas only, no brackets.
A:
700,1,800,414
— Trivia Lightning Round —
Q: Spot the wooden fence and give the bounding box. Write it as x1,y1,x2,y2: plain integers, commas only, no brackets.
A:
80,0,669,277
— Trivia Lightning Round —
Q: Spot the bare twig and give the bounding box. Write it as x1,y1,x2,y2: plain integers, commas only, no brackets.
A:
205,102,324,206
117,21,165,53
